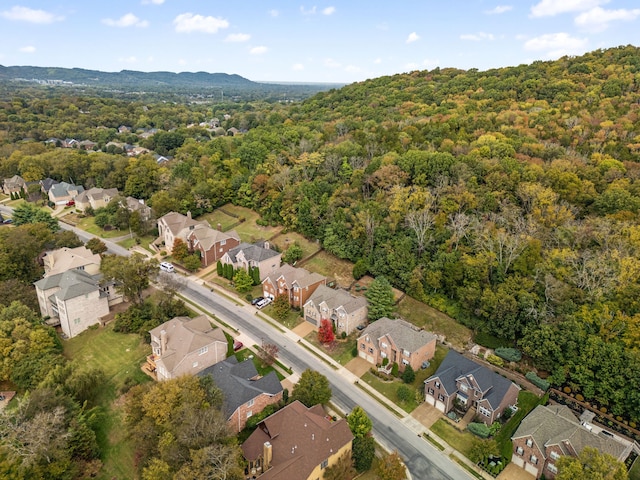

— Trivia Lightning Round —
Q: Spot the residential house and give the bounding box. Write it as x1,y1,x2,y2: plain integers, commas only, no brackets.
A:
62,138,78,148
78,140,97,151
118,125,132,134
241,400,353,480
186,226,241,267
147,316,228,381
156,211,207,252
40,178,60,194
227,127,240,136
511,404,635,479
262,264,326,309
124,196,152,221
48,181,84,205
424,350,520,424
34,270,122,338
127,146,149,156
2,175,26,196
199,357,283,433
303,285,368,335
221,241,282,281
358,317,437,373
42,246,101,277
74,187,119,212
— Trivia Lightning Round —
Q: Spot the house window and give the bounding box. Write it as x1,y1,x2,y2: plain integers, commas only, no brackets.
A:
427,388,434,395
516,447,524,456
478,406,491,417
247,399,254,407
198,346,208,355
459,383,468,393
381,352,387,359
74,318,81,325
548,463,557,473
361,343,366,350
192,362,198,368
402,359,409,365
369,348,373,354
530,455,538,465
526,439,533,448
247,410,253,418
435,381,441,389
321,459,328,469
221,240,226,246
403,349,410,356
438,394,445,402
550,451,560,461
381,342,388,349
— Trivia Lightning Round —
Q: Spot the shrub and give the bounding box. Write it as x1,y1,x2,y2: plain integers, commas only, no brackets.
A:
468,422,491,438
397,385,412,403
502,406,513,420
526,372,550,391
576,394,584,402
382,357,389,367
341,331,347,339
489,422,501,436
402,364,415,384
494,347,522,362
563,386,572,394
352,259,368,280
391,362,399,377
486,354,504,367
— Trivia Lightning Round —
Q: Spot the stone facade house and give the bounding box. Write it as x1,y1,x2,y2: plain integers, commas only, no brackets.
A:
2,175,26,195
186,226,241,267
241,400,353,480
48,181,84,205
424,350,520,424
262,264,326,309
74,187,119,212
42,246,101,277
147,316,228,381
199,357,283,433
34,270,122,338
303,285,368,335
511,404,635,478
156,211,207,252
124,196,152,221
221,241,282,281
358,317,437,372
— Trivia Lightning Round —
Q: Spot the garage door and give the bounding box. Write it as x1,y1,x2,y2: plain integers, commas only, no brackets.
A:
525,463,538,476
435,401,446,413
512,457,524,468
305,316,317,326
359,351,374,363
425,395,435,407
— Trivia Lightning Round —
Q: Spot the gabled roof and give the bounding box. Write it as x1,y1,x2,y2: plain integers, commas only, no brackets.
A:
199,357,282,420
40,178,59,192
512,404,629,460
49,181,84,199
305,285,368,314
124,196,151,213
149,316,226,374
34,269,101,301
426,350,517,409
158,211,205,236
188,225,240,251
3,175,25,189
359,317,436,355
263,264,325,290
242,401,353,480
42,246,101,277
227,241,280,263
76,187,119,204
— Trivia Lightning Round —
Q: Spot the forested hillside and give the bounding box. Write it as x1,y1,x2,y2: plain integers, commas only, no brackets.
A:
2,45,640,422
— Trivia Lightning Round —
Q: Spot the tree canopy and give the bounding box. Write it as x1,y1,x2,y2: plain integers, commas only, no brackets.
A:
291,369,332,407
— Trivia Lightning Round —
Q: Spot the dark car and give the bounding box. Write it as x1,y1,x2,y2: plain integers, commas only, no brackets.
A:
251,296,264,306
2,218,12,224
233,341,243,351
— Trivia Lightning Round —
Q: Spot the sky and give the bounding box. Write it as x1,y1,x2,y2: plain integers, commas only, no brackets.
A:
1,0,640,84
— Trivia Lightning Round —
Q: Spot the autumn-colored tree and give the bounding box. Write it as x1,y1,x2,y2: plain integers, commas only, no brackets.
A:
172,238,189,262
318,318,335,344
376,451,407,480
258,343,279,367
556,446,628,480
271,294,290,321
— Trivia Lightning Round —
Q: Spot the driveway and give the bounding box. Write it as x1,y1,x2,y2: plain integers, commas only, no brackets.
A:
411,402,444,429
344,356,372,377
497,463,535,480
292,321,315,338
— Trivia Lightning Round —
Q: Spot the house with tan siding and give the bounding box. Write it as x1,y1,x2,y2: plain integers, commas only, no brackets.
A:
262,264,326,310
199,357,283,433
74,187,119,212
42,246,101,277
303,285,368,335
156,211,207,252
241,400,353,480
2,175,26,195
147,316,228,381
221,241,281,281
48,181,84,205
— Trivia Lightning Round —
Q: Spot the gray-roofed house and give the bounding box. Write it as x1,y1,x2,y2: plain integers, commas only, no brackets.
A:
511,404,636,478
48,181,84,205
74,187,119,212
42,245,101,277
34,269,122,338
124,196,152,221
358,317,437,373
156,211,207,252
221,241,282,281
303,285,368,335
147,316,228,381
262,264,326,309
424,350,520,424
199,357,283,433
40,177,60,194
186,225,241,267
2,175,26,196
241,400,353,480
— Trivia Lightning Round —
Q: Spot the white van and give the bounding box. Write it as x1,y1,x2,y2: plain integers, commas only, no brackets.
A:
160,262,175,273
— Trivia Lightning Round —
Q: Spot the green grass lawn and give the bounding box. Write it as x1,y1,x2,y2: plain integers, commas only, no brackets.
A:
199,209,240,232
630,457,640,480
494,390,543,460
64,214,130,238
261,304,304,329
269,231,321,260
305,333,358,366
212,204,282,243
63,323,152,480
299,250,357,288
361,371,420,413
431,418,476,457
395,295,472,350
118,234,155,252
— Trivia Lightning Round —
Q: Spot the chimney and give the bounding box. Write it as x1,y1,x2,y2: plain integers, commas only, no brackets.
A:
160,330,167,354
217,222,222,231
187,211,192,219
263,442,272,470
264,241,270,250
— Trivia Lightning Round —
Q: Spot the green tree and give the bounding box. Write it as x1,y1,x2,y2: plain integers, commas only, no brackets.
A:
250,266,260,285
352,435,375,472
271,294,290,321
365,276,395,320
323,452,356,480
101,253,159,304
85,237,108,254
556,446,628,480
376,451,407,480
282,242,304,264
347,406,372,439
11,202,59,231
182,254,201,272
469,438,499,464
233,268,254,293
401,364,415,384
396,385,411,402
216,260,223,276
291,369,331,407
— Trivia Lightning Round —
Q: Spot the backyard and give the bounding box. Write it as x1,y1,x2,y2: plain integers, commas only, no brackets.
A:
269,230,322,260
299,250,357,288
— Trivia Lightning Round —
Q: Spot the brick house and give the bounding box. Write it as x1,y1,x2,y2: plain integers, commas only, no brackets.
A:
186,226,241,267
303,285,368,335
357,317,437,372
147,316,228,381
199,357,283,433
2,175,26,196
262,264,326,309
157,211,206,252
74,187,119,212
511,404,635,478
221,241,282,281
424,350,520,424
241,400,353,480
34,270,122,338
42,245,101,277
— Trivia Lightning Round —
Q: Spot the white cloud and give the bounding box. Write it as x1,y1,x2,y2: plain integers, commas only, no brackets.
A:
249,46,268,55
292,63,304,71
406,32,420,44
530,0,609,17
142,0,164,4
460,32,495,41
225,33,251,42
322,6,336,15
485,5,512,14
19,45,35,53
173,13,229,33
523,32,588,58
102,13,148,28
118,56,138,64
300,6,317,15
1,6,64,24
373,57,382,64
575,7,640,32
269,9,279,17
324,58,341,68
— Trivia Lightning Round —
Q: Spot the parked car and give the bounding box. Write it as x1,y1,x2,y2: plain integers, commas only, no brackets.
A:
256,298,272,309
66,200,75,206
233,341,243,351
159,262,175,273
2,218,12,224
251,296,264,306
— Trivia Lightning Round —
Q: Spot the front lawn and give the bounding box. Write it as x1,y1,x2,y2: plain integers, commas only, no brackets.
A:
117,235,155,252
64,213,129,238
430,418,476,457
261,304,304,329
361,371,420,413
305,333,358,366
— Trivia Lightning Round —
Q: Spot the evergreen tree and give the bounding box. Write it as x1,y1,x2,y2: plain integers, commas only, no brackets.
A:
233,268,254,293
365,276,395,320
216,260,223,276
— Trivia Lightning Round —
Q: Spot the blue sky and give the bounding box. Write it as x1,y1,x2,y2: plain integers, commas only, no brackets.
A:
1,1,639,84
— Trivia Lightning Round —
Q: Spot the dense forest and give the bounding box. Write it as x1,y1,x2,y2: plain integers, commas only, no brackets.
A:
2,45,640,424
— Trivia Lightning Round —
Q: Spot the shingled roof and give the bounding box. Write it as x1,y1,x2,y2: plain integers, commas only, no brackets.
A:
305,285,368,314
263,264,326,289
226,241,280,263
158,211,206,236
34,269,102,301
188,226,240,251
360,317,437,355
242,401,353,480
42,246,101,277
199,357,282,420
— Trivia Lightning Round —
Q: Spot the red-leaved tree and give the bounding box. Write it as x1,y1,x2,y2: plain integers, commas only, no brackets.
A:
318,319,335,344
